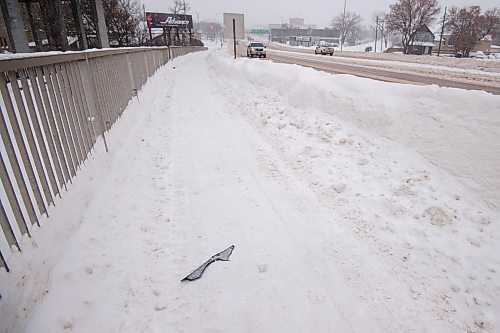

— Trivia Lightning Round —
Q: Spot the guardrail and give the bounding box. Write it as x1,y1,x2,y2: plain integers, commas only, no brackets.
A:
0,46,206,271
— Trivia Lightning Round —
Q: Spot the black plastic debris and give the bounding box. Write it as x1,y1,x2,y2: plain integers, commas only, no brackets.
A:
182,245,235,281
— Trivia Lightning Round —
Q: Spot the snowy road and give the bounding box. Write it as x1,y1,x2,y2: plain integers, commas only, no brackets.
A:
1,48,499,333
268,50,500,95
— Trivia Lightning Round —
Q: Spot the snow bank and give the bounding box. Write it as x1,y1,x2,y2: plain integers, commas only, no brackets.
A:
207,51,500,331
343,40,388,52
210,53,500,205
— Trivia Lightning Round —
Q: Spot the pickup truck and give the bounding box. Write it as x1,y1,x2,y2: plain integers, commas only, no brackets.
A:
314,43,335,56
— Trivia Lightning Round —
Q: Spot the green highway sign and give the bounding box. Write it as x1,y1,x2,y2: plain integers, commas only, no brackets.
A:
250,29,269,34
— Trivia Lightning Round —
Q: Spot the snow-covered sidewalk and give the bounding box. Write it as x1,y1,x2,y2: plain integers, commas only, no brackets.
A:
1,49,499,333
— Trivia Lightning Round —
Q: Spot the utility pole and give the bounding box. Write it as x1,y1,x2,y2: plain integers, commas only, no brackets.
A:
374,16,378,52
379,18,384,51
341,0,346,51
438,7,447,56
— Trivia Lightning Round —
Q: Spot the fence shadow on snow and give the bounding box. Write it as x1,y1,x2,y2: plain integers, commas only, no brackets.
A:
0,46,206,271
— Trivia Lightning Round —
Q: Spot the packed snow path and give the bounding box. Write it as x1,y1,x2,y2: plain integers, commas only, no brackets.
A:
1,48,499,333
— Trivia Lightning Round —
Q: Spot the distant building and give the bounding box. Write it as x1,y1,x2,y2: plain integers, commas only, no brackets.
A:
409,25,435,55
434,33,494,55
289,36,313,47
289,18,304,29
475,35,492,53
434,33,453,55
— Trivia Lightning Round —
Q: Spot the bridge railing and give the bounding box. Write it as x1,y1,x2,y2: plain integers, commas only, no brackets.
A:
0,46,206,271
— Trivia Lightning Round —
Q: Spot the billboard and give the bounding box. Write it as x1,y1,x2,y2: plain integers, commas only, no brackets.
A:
146,12,193,29
223,13,245,40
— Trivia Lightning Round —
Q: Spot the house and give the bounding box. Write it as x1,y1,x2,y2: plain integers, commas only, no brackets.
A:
409,25,435,55
475,35,492,53
434,33,454,55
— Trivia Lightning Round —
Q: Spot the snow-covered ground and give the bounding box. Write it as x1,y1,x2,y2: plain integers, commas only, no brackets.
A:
0,47,499,333
342,40,389,52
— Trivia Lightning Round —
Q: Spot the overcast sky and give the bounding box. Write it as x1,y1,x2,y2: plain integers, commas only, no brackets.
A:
141,0,499,28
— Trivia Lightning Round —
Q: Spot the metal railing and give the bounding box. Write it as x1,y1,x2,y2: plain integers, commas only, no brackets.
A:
0,46,206,271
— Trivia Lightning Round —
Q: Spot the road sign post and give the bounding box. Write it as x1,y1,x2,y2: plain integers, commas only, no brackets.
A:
233,19,237,59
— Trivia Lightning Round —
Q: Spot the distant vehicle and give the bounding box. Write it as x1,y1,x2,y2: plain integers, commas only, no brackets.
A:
247,42,266,58
365,46,372,52
314,43,335,56
469,51,487,59
489,53,500,60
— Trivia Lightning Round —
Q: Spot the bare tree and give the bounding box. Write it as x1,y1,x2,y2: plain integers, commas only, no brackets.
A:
169,0,190,14
385,0,440,54
198,21,222,41
81,0,141,47
107,0,141,46
446,6,500,57
332,11,362,46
